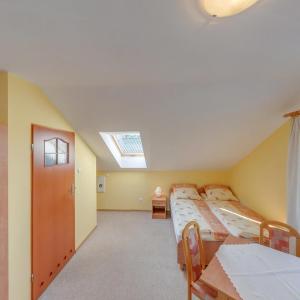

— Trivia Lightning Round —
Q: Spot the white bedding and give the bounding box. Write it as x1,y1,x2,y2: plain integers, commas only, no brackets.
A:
206,200,260,238
170,193,215,243
170,193,261,243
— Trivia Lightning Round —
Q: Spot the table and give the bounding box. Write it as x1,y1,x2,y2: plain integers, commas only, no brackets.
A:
200,235,253,300
152,195,167,219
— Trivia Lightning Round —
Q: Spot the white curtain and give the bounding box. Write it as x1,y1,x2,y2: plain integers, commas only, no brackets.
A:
287,117,300,232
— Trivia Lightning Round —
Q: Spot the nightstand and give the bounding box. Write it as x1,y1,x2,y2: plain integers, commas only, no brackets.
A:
152,195,167,219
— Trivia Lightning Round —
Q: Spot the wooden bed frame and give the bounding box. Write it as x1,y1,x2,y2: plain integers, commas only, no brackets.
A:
177,240,223,269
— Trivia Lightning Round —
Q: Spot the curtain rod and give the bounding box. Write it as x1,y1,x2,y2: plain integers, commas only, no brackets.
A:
283,110,300,118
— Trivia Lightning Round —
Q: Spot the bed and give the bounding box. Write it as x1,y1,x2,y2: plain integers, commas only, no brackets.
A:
170,184,264,268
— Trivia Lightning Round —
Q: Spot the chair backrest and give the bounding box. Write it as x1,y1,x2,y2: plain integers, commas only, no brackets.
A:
182,221,206,283
259,220,300,257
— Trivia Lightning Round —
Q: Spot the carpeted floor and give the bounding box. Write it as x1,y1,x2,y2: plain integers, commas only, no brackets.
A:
40,211,190,300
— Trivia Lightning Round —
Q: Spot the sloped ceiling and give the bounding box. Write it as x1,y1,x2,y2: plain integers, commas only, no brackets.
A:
0,0,299,170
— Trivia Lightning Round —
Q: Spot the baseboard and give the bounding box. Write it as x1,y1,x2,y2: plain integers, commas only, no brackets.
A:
97,209,152,212
76,224,97,251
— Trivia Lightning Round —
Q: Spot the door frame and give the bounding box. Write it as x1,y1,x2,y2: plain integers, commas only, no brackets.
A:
0,124,8,300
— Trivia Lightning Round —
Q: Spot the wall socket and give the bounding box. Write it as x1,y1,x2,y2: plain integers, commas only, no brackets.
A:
138,197,144,202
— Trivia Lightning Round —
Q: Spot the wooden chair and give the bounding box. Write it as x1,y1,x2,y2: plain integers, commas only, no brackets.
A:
182,221,217,300
259,220,300,257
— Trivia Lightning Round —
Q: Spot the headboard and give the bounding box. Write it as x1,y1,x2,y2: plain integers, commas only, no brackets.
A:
169,183,198,195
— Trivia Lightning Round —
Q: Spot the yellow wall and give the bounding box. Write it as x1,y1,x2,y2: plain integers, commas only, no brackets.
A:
75,138,97,248
97,170,231,210
7,73,97,300
230,122,290,221
0,71,8,124
97,122,291,223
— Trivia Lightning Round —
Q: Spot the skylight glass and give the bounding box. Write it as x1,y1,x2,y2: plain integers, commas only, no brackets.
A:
99,131,147,169
113,133,144,156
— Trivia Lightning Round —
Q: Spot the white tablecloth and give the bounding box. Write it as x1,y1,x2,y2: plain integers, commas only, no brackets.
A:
216,244,300,300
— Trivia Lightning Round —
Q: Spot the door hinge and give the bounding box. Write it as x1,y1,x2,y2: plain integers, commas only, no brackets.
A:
31,144,34,152
31,273,34,282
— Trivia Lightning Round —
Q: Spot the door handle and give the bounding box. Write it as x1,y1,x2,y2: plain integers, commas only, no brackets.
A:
70,183,75,196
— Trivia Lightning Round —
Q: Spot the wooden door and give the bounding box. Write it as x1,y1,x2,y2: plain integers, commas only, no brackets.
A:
32,125,75,300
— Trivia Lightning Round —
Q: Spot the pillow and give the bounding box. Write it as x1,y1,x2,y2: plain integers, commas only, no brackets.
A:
204,185,239,201
200,193,208,201
173,187,201,201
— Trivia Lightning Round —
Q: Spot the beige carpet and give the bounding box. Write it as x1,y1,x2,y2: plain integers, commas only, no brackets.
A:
40,211,190,300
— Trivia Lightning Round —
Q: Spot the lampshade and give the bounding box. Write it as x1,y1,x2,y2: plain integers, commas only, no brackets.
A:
154,186,162,197
201,0,259,17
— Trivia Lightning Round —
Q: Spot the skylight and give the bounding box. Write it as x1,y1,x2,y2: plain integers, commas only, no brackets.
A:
113,133,144,156
99,132,147,168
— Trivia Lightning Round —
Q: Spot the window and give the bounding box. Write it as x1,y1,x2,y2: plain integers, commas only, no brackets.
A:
99,132,147,168
45,138,57,166
113,133,144,156
44,138,69,167
57,139,68,164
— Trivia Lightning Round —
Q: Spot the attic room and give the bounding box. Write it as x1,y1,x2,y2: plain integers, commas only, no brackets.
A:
0,1,300,300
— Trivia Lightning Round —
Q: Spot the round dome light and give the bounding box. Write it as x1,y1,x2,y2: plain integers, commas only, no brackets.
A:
201,0,259,17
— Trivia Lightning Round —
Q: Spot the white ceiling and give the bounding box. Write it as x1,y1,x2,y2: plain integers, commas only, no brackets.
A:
0,0,299,170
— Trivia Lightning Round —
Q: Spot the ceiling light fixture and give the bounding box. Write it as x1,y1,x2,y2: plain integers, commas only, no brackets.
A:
201,0,259,17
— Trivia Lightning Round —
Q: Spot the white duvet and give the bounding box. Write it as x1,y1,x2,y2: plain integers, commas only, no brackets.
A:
170,193,260,243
